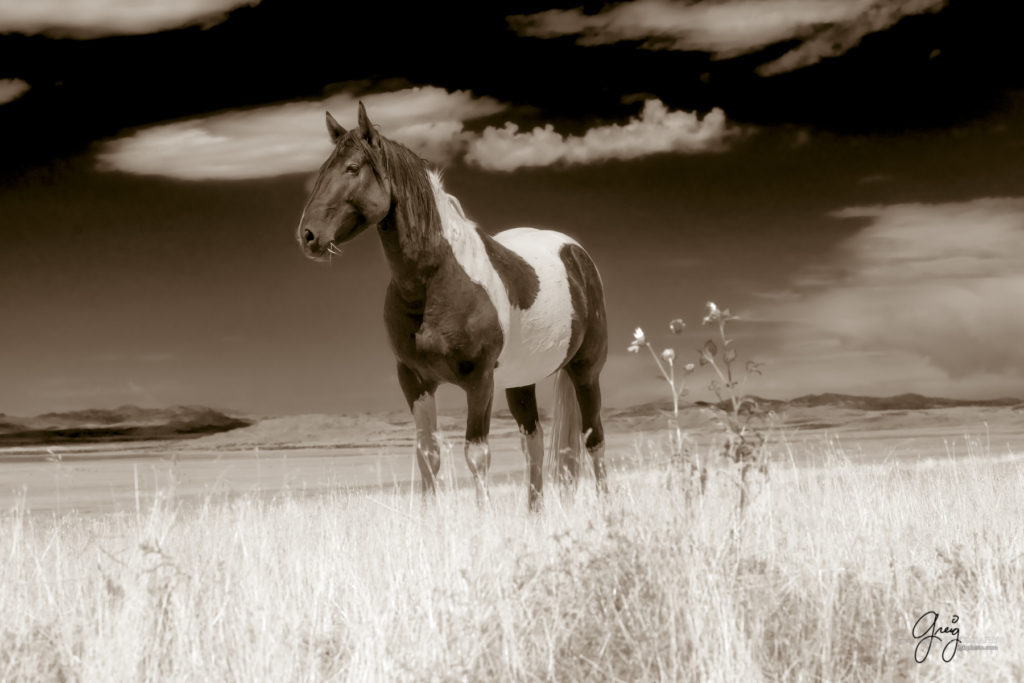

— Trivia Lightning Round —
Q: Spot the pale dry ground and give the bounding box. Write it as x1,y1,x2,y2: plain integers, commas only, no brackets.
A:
2,405,1023,514
0,410,1022,681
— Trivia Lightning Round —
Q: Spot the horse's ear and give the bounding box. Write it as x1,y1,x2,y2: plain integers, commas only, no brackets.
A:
357,101,380,148
326,111,346,142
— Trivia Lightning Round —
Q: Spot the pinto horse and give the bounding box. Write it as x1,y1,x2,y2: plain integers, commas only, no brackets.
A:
297,103,607,509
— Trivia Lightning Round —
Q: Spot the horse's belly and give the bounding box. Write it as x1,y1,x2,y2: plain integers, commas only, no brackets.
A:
494,307,571,388
492,228,575,389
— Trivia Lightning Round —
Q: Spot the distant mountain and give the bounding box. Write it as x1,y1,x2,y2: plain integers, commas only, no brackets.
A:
3,392,1019,450
612,392,1022,420
0,405,250,447
783,393,1022,411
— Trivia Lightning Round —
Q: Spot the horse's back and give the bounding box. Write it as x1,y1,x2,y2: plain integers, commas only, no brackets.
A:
491,228,603,388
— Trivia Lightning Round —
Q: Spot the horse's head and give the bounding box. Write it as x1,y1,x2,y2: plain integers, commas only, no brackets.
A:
297,102,392,260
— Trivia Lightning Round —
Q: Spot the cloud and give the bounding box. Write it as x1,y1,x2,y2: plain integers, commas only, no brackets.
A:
99,91,737,179
465,99,739,171
97,87,506,180
769,197,1024,379
508,0,946,75
0,0,260,38
743,345,1024,401
757,0,947,75
0,78,29,105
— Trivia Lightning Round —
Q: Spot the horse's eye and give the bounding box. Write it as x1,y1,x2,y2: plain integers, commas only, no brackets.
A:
345,163,359,175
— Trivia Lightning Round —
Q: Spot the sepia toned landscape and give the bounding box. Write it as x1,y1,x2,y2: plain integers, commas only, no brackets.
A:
5,0,1024,680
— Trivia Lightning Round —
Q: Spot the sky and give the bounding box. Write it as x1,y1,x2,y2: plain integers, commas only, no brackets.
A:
2,0,1024,417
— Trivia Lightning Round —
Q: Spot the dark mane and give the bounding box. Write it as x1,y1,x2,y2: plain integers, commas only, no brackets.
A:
365,135,446,266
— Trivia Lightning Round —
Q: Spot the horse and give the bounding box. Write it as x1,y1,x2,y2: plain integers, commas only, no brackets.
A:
296,102,608,509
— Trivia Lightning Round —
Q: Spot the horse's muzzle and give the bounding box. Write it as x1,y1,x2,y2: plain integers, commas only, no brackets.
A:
297,226,329,261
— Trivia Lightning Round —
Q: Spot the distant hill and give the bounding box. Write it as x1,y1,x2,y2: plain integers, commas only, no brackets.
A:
614,392,1022,419
780,392,1020,411
2,392,1019,450
0,405,250,447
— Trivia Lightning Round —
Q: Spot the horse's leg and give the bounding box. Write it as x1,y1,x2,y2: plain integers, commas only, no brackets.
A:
464,371,494,507
397,363,440,495
506,384,543,512
566,365,608,494
553,370,582,493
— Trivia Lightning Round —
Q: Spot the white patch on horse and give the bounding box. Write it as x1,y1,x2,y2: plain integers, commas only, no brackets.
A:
429,172,576,389
492,228,577,388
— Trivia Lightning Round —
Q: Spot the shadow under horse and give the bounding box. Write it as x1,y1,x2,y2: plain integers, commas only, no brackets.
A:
297,103,608,510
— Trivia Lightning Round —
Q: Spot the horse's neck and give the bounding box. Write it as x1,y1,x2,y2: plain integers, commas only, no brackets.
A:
377,201,448,307
376,163,474,307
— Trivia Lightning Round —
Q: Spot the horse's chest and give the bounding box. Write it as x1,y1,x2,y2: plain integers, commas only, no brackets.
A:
386,274,501,385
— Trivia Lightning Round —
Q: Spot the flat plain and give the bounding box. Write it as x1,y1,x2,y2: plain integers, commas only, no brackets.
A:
1,399,1022,680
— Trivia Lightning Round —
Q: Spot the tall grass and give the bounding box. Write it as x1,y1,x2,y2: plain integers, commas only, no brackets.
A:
1,439,1021,681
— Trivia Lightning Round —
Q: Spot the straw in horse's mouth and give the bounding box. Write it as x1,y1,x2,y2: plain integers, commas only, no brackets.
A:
327,243,344,257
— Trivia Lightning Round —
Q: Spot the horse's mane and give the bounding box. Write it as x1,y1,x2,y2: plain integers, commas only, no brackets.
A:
428,170,477,244
368,135,448,266
351,131,482,268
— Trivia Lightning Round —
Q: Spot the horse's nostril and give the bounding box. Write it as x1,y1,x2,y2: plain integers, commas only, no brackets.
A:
303,229,315,244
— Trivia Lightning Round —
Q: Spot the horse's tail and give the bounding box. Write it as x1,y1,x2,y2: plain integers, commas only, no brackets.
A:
547,369,582,486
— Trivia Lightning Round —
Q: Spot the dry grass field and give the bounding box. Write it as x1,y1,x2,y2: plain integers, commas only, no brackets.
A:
1,404,1023,681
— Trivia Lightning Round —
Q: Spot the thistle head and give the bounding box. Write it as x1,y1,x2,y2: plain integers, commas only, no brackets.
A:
702,301,721,325
627,327,647,352
702,301,737,325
